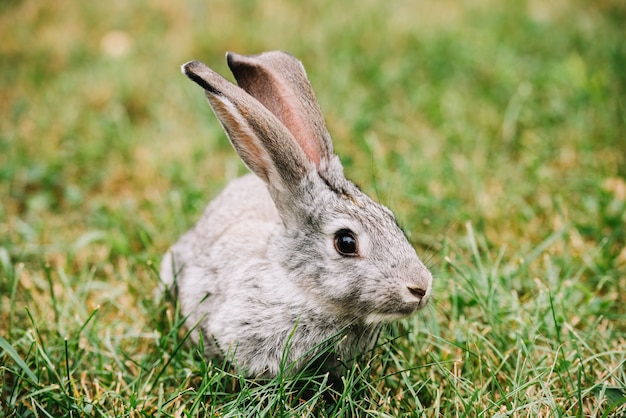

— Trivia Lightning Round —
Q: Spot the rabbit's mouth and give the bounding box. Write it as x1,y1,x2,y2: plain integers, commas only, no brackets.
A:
364,309,415,325
364,298,427,325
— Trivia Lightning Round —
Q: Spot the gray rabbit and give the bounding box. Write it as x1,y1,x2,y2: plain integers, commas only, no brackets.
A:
161,51,432,377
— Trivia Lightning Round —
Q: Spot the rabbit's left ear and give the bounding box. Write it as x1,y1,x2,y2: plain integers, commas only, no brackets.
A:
227,51,335,170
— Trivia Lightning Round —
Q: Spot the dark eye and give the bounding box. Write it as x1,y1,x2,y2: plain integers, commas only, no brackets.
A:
334,229,359,256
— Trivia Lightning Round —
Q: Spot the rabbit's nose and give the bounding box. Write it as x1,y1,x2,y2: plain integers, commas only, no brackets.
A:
407,285,426,299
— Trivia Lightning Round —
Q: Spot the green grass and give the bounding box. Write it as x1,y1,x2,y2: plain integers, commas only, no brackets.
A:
1,0,625,416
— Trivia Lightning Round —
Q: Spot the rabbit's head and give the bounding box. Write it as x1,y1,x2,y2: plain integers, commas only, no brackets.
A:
183,52,432,325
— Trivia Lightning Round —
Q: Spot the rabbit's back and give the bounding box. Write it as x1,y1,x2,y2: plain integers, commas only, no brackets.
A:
160,174,280,311
193,174,279,247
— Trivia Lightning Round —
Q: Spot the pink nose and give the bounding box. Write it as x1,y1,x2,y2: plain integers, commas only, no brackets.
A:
407,285,426,299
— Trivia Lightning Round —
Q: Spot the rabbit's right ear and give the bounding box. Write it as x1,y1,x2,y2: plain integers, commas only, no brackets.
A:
226,52,335,171
182,60,311,193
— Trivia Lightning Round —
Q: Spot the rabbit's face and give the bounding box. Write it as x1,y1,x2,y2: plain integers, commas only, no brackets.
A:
279,172,432,324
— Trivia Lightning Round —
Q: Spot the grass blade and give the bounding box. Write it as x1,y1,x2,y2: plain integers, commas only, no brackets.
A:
0,335,39,384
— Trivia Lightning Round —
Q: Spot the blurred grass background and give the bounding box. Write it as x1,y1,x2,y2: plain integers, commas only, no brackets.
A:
1,0,625,416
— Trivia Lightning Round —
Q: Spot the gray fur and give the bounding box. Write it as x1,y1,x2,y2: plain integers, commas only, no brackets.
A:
161,51,432,377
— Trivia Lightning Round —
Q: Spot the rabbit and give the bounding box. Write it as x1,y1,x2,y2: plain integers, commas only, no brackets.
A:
161,51,432,378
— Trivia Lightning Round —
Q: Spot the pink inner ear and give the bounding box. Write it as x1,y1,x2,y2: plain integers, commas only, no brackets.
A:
228,52,331,169
272,90,322,167
237,75,323,167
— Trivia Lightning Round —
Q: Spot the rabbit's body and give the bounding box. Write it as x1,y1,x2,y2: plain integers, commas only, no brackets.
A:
164,173,391,376
162,51,432,377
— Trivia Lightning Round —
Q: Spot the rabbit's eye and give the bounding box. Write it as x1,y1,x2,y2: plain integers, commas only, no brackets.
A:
334,229,359,256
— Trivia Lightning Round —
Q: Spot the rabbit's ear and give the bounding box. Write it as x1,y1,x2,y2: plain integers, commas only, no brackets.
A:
182,60,310,191
226,51,335,170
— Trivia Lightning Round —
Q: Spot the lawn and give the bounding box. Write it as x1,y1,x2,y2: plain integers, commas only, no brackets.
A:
1,0,625,416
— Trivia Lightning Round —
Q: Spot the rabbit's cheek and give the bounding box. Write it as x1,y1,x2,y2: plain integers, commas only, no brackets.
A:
319,284,364,312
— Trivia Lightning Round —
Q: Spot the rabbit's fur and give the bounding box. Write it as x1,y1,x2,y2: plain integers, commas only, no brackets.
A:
161,51,432,377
